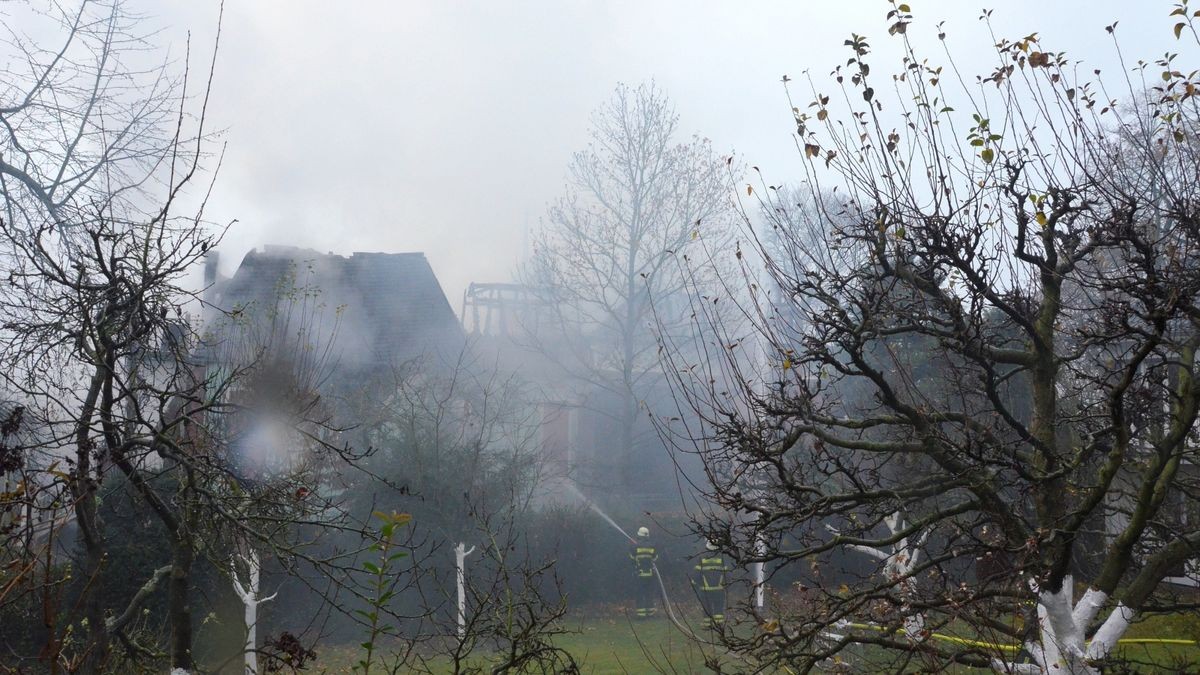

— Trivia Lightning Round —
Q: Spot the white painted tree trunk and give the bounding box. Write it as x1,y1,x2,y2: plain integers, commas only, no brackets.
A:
231,550,277,675
455,542,476,640
836,511,928,640
752,531,765,609
990,577,1135,675
827,515,1141,674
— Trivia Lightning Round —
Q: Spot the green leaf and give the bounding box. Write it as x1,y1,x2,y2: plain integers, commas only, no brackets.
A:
980,148,995,164
362,562,380,575
898,3,911,11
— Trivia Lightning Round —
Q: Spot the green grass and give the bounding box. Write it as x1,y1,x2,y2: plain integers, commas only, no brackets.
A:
552,614,715,674
309,608,1200,674
311,607,726,674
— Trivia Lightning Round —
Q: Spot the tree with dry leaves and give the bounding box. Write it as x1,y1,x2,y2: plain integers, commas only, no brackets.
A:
662,4,1200,673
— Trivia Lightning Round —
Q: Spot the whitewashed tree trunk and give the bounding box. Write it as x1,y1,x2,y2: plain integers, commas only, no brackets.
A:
830,514,1139,674
231,550,277,675
752,531,765,609
835,512,928,640
990,577,1135,675
455,542,476,640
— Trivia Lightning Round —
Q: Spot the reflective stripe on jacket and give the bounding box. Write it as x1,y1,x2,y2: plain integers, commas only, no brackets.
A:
694,556,728,590
630,544,657,577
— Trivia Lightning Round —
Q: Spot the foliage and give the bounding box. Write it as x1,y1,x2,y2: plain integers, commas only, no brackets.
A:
663,2,1200,673
352,510,412,674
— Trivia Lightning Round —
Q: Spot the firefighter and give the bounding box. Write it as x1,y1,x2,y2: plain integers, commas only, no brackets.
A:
693,540,729,627
630,526,658,618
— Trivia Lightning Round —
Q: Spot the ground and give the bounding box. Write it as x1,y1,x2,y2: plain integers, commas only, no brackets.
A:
312,607,721,674
309,607,1200,673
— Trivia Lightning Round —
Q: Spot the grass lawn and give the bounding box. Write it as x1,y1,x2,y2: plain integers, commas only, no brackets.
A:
309,607,1200,674
311,606,732,674
552,614,717,674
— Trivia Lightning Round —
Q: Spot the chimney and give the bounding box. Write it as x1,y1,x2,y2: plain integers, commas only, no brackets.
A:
203,252,220,288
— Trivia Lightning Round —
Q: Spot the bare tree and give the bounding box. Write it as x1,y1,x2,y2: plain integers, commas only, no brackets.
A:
318,346,580,674
0,1,236,671
522,81,738,493
661,4,1200,674
0,0,201,235
404,501,579,675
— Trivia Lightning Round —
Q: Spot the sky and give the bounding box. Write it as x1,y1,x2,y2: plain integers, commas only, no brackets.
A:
149,0,1185,315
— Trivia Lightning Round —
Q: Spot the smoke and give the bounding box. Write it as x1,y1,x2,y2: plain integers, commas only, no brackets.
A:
235,411,304,473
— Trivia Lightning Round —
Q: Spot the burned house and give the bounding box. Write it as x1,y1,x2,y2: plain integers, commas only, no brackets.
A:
207,246,465,373
202,246,468,474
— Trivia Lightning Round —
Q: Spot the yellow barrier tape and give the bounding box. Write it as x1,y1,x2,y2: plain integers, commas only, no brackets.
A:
1113,638,1199,646
840,622,1199,652
842,622,1016,652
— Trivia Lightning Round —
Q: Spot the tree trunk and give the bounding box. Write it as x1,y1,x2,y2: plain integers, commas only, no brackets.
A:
168,537,194,673
75,370,109,675
232,548,277,675
76,519,109,675
243,551,259,675
619,388,636,489
455,542,476,641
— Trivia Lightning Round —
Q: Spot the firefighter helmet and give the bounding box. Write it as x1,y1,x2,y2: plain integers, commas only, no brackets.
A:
637,526,650,538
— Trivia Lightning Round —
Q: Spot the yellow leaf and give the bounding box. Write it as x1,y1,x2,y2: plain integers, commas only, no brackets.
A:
783,358,792,370
373,510,412,525
1035,212,1047,226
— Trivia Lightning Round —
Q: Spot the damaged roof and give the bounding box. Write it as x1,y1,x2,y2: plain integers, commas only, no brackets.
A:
213,246,464,366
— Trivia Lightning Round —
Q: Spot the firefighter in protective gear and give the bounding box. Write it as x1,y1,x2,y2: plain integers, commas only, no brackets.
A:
693,540,729,627
630,526,658,617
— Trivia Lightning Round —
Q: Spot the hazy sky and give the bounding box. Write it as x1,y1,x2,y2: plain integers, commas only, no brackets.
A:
154,1,1182,313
